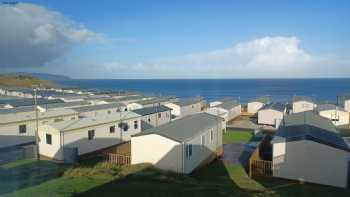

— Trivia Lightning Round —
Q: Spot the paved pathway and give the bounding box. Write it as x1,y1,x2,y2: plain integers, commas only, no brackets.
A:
220,143,254,166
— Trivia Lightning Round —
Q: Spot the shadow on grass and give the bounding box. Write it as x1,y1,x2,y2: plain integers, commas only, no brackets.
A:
0,159,66,195
76,160,258,197
254,176,350,197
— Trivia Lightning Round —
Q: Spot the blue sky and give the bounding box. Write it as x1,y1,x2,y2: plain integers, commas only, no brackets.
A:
1,0,350,78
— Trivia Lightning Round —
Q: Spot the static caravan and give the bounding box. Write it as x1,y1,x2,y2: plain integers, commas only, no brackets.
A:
38,112,141,161
247,96,272,114
292,96,316,114
318,104,350,126
58,95,87,102
0,108,78,148
209,101,222,107
0,98,63,108
131,113,224,174
258,103,286,127
40,101,91,111
206,100,241,122
165,99,201,118
72,103,127,118
337,95,350,112
132,105,172,130
113,95,153,105
127,97,174,111
271,112,350,188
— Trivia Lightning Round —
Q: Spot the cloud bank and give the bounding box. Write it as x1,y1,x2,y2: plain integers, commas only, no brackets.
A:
0,3,101,68
98,36,349,78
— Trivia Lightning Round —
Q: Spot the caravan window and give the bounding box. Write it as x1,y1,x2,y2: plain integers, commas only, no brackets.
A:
46,134,52,145
110,126,115,133
134,121,138,129
185,144,192,159
19,124,26,134
88,130,95,140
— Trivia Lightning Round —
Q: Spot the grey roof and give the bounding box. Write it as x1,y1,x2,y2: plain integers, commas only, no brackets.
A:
72,103,125,113
282,111,338,133
0,106,34,114
337,94,350,107
0,136,35,149
40,101,91,109
250,96,272,104
293,96,314,103
59,95,88,100
0,98,63,107
318,104,346,112
87,94,110,99
135,97,171,105
132,105,172,116
0,96,22,100
260,102,285,112
47,111,140,132
173,98,201,107
133,113,223,142
102,98,121,103
317,100,337,105
0,108,77,124
114,95,149,102
272,112,349,151
216,100,240,110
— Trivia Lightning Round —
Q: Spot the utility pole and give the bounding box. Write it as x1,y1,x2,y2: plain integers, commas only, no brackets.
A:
33,85,40,161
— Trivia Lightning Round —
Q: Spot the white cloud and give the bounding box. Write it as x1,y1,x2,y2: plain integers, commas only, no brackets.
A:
98,36,349,78
0,3,102,68
157,36,313,73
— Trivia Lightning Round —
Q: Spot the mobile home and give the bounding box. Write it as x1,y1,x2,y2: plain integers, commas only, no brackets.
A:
39,112,141,161
131,113,224,174
292,96,316,114
247,96,272,114
318,104,350,126
271,112,350,188
165,99,201,118
258,103,286,127
0,108,78,148
132,105,172,129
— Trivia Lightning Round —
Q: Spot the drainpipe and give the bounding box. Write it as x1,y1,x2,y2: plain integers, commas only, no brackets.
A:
61,130,65,162
182,142,185,174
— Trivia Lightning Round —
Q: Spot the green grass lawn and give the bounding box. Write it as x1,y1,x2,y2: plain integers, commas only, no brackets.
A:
1,158,349,197
223,130,253,144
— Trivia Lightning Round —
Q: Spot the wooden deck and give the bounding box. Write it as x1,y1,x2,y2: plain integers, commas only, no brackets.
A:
102,141,131,165
248,136,272,177
105,153,131,165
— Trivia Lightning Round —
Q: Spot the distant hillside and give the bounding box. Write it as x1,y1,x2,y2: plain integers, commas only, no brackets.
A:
0,74,59,88
12,72,71,81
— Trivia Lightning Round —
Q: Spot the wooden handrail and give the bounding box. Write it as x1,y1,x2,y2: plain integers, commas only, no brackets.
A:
249,140,272,177
105,153,131,165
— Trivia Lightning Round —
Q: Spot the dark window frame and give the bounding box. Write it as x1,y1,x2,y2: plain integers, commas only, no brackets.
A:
46,134,52,145
88,130,95,140
110,126,115,133
134,120,138,129
19,124,26,134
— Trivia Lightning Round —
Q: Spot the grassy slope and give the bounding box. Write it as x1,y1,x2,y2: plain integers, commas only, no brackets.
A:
0,74,57,88
1,158,349,197
223,130,253,144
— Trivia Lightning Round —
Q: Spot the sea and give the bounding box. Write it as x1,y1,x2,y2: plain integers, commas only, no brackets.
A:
56,79,350,103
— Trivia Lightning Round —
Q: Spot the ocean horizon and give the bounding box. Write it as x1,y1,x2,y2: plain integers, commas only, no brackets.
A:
56,78,350,103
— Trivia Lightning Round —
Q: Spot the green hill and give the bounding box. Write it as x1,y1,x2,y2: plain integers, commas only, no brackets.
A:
0,74,59,88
